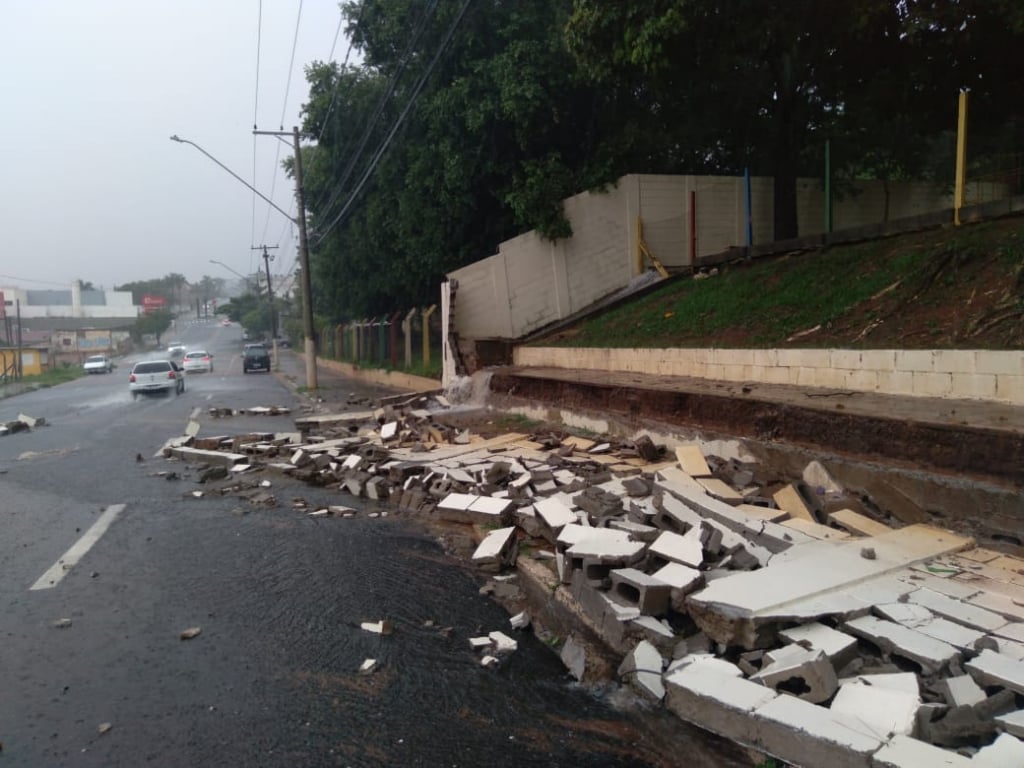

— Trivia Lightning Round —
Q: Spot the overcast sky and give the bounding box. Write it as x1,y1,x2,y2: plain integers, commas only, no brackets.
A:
1,0,350,294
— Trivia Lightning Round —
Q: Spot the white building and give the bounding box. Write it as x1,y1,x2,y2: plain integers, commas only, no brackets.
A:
0,280,138,319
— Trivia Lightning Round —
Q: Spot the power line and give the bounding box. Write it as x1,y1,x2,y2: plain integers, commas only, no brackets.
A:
279,0,304,130
313,0,474,245
251,0,264,248
307,0,440,218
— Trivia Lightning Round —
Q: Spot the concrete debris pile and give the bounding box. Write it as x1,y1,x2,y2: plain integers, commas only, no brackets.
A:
207,405,291,418
160,403,1024,767
0,413,45,436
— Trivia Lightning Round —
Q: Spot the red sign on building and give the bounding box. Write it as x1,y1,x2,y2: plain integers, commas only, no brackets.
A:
141,294,167,314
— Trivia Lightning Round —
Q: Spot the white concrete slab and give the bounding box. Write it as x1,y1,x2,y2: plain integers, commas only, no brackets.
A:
674,445,712,477
438,492,476,511
649,529,704,568
534,496,579,530
467,496,514,517
651,562,703,593
829,679,918,740
778,622,858,665
973,733,1024,767
995,709,1024,739
666,652,744,678
752,648,838,703
664,666,779,742
687,525,972,648
836,673,919,698
906,587,1007,632
843,616,960,674
938,674,985,707
966,649,1024,695
471,527,517,564
753,694,884,767
696,477,743,503
871,735,973,768
618,640,665,701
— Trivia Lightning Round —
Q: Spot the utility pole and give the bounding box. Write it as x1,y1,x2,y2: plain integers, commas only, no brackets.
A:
252,243,279,368
253,125,318,389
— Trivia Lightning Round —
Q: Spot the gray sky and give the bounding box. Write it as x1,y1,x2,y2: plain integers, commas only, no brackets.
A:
1,0,349,294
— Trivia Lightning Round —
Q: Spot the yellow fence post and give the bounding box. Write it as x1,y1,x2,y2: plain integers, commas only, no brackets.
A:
954,89,969,226
421,304,437,368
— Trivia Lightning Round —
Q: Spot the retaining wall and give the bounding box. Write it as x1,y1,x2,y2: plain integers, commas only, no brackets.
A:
513,347,1024,405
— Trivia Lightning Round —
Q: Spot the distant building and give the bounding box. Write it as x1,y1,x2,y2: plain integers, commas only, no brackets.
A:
0,280,140,364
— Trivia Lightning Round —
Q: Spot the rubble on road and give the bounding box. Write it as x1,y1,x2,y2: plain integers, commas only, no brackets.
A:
1,413,45,436
154,394,1024,767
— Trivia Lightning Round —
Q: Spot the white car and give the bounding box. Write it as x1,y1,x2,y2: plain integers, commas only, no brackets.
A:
128,359,185,398
83,354,114,374
182,350,214,374
166,342,187,359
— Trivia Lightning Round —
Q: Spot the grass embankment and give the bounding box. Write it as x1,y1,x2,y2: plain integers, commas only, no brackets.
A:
539,216,1024,350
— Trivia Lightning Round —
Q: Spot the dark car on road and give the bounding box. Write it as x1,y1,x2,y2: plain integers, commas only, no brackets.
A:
242,344,271,373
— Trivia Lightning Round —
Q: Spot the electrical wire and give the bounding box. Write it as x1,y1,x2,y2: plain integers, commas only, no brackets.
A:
251,0,264,249
312,0,474,245
307,0,439,219
279,0,304,130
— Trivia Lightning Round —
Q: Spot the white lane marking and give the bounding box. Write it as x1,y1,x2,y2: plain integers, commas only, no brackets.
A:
30,504,126,591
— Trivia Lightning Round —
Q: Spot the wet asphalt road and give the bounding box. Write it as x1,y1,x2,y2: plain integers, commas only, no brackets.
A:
0,320,748,768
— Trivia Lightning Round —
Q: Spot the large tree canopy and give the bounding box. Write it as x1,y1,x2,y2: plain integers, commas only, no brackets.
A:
298,0,1024,320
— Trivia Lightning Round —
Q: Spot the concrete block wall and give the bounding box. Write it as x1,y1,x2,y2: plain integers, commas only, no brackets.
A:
513,347,1024,405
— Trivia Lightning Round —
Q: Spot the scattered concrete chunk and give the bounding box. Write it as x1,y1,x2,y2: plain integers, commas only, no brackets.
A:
972,732,1024,767
674,445,712,477
779,622,859,668
753,693,884,768
829,678,918,740
488,630,518,655
844,615,960,674
360,620,394,635
179,626,202,640
829,508,892,537
688,525,972,649
939,675,986,707
772,484,816,523
664,666,778,747
560,636,586,681
649,529,704,568
696,477,744,504
871,735,973,768
966,648,1024,695
837,673,919,698
471,527,518,569
533,496,578,533
906,587,1007,632
995,709,1024,739
751,647,838,704
610,567,672,616
358,658,379,675
618,640,665,701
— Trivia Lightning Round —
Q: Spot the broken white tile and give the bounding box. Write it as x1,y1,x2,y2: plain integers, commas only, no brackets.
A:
469,636,492,651
618,640,665,700
995,709,1024,739
488,630,518,654
471,527,517,565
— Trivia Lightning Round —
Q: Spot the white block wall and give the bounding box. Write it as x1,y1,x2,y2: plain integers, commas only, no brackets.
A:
513,347,1024,406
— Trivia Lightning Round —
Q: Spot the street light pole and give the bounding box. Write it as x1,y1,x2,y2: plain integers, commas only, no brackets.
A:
172,132,318,389
254,126,317,390
209,259,255,292
252,244,279,369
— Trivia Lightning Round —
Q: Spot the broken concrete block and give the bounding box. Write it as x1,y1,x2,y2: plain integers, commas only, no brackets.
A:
966,648,1024,695
974,733,1024,768
751,648,838,704
666,652,744,679
358,658,379,675
939,674,986,707
907,587,1007,632
664,666,778,749
871,735,973,768
607,518,659,543
509,611,530,630
471,527,518,570
618,640,665,701
828,678,918,740
533,496,578,536
736,503,789,523
995,709,1024,739
844,615,960,674
360,620,393,635
650,562,704,611
778,622,858,668
609,568,672,616
469,636,493,651
629,615,676,652
752,694,884,768
697,477,744,504
488,630,518,655
772,484,816,523
828,508,891,537
560,636,586,681
674,444,711,477
649,529,704,568
837,672,919,698
686,525,972,648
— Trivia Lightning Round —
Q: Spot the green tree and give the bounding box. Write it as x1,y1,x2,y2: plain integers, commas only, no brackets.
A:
133,309,173,344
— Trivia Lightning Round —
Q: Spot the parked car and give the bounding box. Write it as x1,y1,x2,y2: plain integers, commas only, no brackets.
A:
242,344,271,373
166,342,187,359
128,360,185,398
221,318,231,327
83,354,114,374
182,350,214,374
